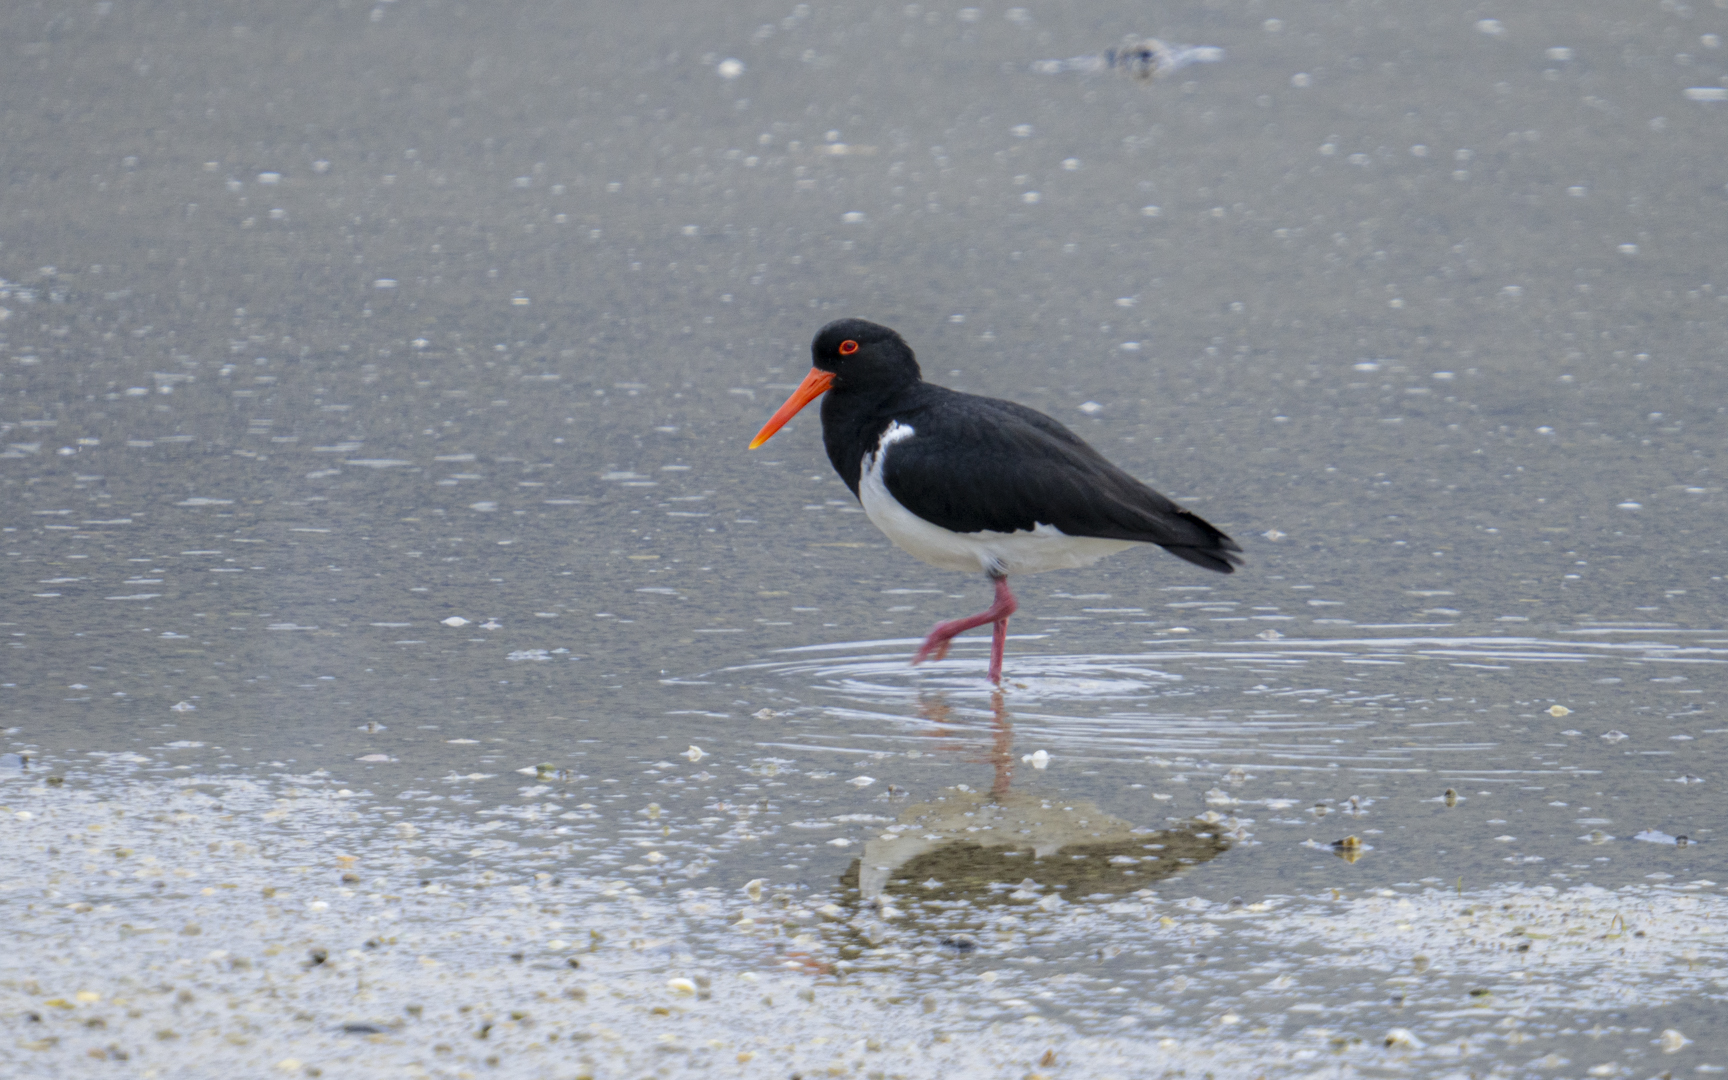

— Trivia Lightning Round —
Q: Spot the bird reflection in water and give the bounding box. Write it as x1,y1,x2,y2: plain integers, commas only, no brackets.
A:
837,691,1231,915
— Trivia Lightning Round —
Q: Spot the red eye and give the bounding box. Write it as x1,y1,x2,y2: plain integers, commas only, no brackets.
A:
838,339,859,356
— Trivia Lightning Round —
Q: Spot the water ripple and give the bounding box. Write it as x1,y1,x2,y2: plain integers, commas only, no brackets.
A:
732,628,1723,774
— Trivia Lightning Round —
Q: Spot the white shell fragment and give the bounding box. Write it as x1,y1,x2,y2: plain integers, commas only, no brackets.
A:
1634,830,1689,846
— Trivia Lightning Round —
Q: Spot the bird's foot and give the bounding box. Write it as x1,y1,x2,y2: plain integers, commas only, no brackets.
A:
911,628,958,666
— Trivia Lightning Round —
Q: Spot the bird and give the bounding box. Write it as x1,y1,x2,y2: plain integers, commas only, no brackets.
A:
748,318,1242,684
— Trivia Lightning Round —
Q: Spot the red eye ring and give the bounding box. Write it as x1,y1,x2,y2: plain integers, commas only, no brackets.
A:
838,339,859,356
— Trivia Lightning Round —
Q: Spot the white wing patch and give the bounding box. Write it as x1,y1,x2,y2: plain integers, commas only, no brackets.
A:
856,419,1137,575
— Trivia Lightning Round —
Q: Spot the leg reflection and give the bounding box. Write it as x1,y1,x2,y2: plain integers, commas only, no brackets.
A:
914,690,1016,798
987,689,1014,799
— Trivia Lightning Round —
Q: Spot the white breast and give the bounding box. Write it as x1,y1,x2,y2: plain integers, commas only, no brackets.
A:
856,421,1138,576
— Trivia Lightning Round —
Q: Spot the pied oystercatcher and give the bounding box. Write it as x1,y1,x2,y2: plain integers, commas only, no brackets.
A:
749,318,1242,683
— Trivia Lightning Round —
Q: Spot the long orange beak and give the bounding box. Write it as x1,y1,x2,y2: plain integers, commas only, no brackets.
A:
748,367,835,448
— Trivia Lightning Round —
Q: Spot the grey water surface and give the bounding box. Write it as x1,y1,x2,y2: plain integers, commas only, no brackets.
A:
3,1,1726,1077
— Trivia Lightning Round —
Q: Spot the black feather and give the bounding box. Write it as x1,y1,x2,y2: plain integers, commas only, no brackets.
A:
874,387,1241,573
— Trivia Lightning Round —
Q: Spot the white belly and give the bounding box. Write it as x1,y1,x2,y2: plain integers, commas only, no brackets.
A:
857,422,1139,576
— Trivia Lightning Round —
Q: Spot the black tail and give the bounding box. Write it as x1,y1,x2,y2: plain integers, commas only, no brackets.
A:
1158,509,1243,574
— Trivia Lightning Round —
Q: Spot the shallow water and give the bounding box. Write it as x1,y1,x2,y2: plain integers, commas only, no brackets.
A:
3,0,1726,1076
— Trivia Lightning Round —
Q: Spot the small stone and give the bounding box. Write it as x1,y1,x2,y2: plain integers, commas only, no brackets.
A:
1331,836,1364,863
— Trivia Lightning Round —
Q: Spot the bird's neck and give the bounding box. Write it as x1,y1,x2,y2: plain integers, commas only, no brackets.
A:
820,380,922,497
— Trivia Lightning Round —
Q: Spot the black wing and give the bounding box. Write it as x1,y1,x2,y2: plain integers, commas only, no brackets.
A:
880,389,1243,574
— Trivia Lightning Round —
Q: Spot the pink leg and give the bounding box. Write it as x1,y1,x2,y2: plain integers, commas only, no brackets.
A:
912,576,1018,682
989,611,1010,685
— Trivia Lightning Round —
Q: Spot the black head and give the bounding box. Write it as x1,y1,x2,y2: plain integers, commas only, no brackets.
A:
811,318,922,391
